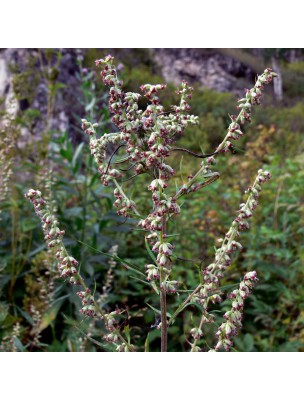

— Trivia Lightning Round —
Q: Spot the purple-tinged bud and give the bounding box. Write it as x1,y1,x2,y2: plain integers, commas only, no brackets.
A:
190,327,203,340
158,254,167,267
244,271,258,282
148,180,159,191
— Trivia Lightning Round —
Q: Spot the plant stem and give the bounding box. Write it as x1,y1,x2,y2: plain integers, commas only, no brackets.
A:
190,313,205,352
160,288,167,352
113,178,140,217
66,250,134,352
160,214,168,352
168,284,202,325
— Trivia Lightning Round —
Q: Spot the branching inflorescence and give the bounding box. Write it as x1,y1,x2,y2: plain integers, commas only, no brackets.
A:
26,54,276,352
189,169,271,351
25,189,133,351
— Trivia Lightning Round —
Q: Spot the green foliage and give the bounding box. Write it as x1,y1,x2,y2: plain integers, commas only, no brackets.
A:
1,49,304,351
283,61,304,100
10,55,40,103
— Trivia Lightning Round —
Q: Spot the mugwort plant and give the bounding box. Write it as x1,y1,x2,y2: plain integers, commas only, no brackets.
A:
26,55,276,351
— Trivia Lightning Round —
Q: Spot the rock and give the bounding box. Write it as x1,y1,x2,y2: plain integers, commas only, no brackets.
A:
0,48,84,142
152,48,254,93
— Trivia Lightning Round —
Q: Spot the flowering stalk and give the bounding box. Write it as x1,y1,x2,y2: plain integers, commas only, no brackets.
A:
25,189,133,351
174,68,277,197
213,271,259,351
100,244,118,303
79,55,276,352
188,169,271,351
201,169,271,286
0,322,21,352
82,55,200,351
217,68,277,153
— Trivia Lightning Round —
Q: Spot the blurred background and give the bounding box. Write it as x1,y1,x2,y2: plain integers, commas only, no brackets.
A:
0,48,303,352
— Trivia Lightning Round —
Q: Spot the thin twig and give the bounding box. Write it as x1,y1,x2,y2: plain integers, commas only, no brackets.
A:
104,144,126,175
171,147,219,159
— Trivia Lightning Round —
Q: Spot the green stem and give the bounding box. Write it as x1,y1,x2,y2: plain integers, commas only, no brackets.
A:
168,284,202,326
160,214,168,352
113,178,140,217
173,88,254,199
160,289,167,352
60,244,134,352
190,313,205,352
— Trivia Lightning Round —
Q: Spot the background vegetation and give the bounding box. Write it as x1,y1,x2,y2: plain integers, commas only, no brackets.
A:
0,48,303,351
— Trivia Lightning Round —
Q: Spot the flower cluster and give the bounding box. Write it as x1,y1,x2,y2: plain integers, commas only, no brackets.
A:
25,189,135,351
214,271,259,351
145,264,160,281
100,244,118,303
113,188,136,217
188,170,271,351
83,55,202,294
171,80,194,114
80,56,276,351
190,327,203,341
216,68,277,154
25,189,98,317
160,280,179,294
0,322,21,352
85,56,199,190
201,169,271,290
77,288,96,317
24,54,277,351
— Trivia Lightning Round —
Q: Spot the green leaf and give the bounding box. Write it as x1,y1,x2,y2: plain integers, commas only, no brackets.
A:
13,337,26,352
59,148,72,162
78,241,145,276
38,302,64,332
50,82,66,92
243,333,254,352
16,306,34,326
85,97,96,112
146,303,172,318
150,281,160,295
0,302,9,322
146,303,161,315
124,325,131,344
120,262,146,277
129,275,159,295
145,237,157,264
74,325,111,351
169,301,204,324
145,334,149,352
65,207,83,217
72,142,84,170
21,217,39,232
